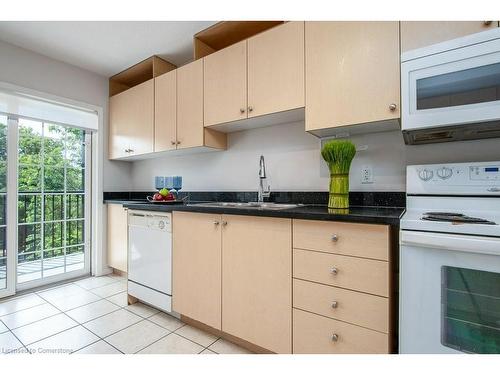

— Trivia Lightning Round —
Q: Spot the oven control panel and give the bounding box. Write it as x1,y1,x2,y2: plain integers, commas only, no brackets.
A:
408,161,500,195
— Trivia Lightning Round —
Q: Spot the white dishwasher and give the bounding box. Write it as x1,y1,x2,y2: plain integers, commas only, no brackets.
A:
127,210,172,312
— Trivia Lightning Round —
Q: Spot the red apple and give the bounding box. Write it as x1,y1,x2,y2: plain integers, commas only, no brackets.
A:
164,193,175,201
153,193,164,201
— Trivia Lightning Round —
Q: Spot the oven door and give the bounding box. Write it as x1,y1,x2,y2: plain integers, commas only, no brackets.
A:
401,37,500,132
400,230,500,353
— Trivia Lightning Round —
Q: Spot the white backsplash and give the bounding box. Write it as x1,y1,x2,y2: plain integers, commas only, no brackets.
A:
129,121,500,192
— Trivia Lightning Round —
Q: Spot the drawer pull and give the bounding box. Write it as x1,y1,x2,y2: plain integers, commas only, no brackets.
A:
331,234,338,242
331,301,338,309
330,267,338,275
331,333,339,342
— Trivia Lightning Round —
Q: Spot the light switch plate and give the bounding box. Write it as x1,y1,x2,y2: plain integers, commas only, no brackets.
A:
361,166,373,184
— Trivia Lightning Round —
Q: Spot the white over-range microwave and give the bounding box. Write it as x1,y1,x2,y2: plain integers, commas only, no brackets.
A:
401,28,500,144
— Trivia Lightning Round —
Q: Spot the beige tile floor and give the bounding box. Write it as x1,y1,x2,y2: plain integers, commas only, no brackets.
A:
0,275,252,354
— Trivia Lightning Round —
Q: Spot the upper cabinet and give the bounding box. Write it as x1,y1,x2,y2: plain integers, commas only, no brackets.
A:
247,21,305,118
305,22,400,136
109,79,154,159
400,21,499,52
204,41,248,126
154,70,177,152
203,22,305,129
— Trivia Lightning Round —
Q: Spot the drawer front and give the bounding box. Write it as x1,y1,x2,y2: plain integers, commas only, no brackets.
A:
293,219,389,261
293,279,388,333
293,308,389,354
293,248,389,297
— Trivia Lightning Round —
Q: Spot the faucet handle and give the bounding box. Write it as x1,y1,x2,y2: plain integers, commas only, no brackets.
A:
263,184,271,197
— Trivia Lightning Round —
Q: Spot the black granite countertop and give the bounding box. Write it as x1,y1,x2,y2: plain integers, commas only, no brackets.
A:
108,200,404,226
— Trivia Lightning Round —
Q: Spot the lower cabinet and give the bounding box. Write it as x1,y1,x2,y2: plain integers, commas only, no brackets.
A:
172,213,391,354
107,203,128,273
222,215,292,354
172,212,292,353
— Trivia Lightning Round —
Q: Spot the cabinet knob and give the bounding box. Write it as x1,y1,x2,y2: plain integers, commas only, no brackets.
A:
124,149,130,153
330,267,338,275
176,141,181,145
331,333,339,342
484,21,493,25
214,221,220,226
331,301,338,309
389,103,397,111
248,106,253,112
331,234,338,242
240,108,245,114
171,141,176,145
222,221,228,226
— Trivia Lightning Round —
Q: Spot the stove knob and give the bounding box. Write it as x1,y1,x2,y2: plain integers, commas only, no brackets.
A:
418,169,434,181
437,167,453,180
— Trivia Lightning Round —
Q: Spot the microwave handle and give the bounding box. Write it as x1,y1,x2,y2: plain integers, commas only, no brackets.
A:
401,230,500,256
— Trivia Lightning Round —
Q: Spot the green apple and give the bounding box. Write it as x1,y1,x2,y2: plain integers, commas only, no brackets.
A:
159,188,169,197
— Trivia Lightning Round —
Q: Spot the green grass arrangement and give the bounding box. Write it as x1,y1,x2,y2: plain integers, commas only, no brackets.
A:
321,140,356,209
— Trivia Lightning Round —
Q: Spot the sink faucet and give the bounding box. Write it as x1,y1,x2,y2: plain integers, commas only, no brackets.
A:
258,155,271,202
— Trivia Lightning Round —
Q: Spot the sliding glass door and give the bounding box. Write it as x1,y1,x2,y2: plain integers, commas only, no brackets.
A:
16,118,91,289
0,115,8,296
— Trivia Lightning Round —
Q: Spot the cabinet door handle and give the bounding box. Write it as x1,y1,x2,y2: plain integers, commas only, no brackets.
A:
222,221,228,226
214,221,220,226
331,301,338,309
171,141,176,145
248,106,253,112
331,333,339,342
331,234,338,242
330,267,338,275
240,108,245,114
389,103,397,111
176,141,181,145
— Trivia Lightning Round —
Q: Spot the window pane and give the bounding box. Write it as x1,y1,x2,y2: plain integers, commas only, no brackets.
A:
66,168,84,192
18,194,41,224
18,224,41,255
0,162,6,192
0,194,5,226
44,194,64,221
44,221,64,250
18,165,41,192
43,167,64,192
43,248,65,277
43,124,65,166
0,227,6,258
18,120,42,166
67,194,84,219
66,245,84,272
66,128,85,168
0,122,6,162
66,220,84,246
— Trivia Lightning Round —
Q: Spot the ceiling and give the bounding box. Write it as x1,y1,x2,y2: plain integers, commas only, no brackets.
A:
0,21,217,77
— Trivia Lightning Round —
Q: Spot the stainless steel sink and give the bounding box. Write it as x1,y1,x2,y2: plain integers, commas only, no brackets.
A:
188,202,302,210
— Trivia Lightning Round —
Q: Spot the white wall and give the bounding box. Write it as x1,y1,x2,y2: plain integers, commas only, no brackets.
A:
130,121,500,192
0,39,131,191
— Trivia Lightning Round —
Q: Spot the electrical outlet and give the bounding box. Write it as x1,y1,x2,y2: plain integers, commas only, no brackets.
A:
361,166,373,184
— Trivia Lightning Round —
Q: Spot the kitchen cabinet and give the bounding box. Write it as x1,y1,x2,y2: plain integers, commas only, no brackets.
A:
400,21,498,52
222,215,292,354
154,70,177,152
107,203,128,273
305,21,400,135
172,212,222,329
109,79,154,159
247,21,304,118
204,41,248,126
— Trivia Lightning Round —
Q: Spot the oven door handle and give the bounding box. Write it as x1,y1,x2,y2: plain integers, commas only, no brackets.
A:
401,230,500,256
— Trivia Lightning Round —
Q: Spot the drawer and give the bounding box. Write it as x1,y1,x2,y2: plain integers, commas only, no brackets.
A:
293,279,388,333
293,248,389,297
293,308,389,354
293,219,389,261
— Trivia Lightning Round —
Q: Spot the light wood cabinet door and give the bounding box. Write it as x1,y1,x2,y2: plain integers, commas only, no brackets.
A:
177,60,204,149
401,21,498,52
204,41,247,126
247,21,305,118
305,22,400,131
109,79,154,158
154,70,177,152
107,204,128,273
172,212,222,329
222,215,292,353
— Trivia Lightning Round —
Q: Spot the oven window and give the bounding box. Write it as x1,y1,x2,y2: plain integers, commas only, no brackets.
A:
417,62,500,110
442,266,500,353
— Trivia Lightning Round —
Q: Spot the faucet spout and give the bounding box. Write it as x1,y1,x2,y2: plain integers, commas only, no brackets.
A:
258,155,271,202
259,155,266,179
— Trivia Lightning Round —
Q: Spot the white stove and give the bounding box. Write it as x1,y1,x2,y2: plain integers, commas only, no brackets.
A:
400,161,500,354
